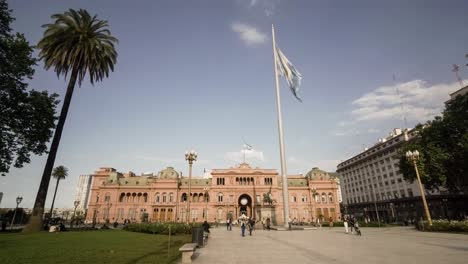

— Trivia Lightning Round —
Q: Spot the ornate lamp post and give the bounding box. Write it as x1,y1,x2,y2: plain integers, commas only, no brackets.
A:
406,150,432,226
10,196,23,230
71,200,80,229
185,150,197,223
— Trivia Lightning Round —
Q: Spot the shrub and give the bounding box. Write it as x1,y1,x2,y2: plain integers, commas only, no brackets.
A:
416,220,468,232
124,222,201,235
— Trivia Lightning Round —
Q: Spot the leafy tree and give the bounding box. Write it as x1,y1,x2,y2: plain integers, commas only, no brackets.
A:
0,0,59,176
398,93,468,193
48,165,68,219
24,9,118,233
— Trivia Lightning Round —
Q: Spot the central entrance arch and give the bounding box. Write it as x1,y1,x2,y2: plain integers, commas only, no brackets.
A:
238,194,252,217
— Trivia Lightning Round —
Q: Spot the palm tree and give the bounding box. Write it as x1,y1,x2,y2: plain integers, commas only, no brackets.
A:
48,166,68,220
23,9,117,233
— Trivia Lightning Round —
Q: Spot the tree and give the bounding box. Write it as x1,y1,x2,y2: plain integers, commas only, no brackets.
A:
398,93,468,193
0,0,59,176
23,9,118,233
48,165,68,220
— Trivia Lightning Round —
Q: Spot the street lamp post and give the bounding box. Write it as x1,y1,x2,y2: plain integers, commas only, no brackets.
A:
185,150,197,223
406,150,432,226
204,187,209,221
71,200,80,229
175,172,181,222
10,196,23,230
370,185,381,227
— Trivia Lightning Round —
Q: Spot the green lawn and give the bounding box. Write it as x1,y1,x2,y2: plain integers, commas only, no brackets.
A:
0,230,191,264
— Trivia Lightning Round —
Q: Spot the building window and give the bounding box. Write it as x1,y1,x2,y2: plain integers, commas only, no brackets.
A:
292,196,297,202
169,193,174,203
218,193,223,202
407,189,414,197
162,193,167,203
302,195,307,203
217,178,225,185
328,193,333,203
156,193,160,203
321,193,326,204
400,190,406,198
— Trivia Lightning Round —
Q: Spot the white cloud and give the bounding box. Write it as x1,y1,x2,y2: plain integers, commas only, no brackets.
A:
243,0,279,16
231,23,267,46
351,80,463,122
225,148,266,163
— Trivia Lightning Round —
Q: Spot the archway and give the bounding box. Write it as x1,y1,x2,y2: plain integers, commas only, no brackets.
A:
238,194,252,218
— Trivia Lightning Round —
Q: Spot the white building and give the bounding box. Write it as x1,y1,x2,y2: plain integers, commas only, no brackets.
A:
74,175,93,212
336,128,436,220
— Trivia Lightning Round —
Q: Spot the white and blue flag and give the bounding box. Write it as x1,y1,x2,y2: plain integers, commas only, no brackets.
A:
275,46,303,102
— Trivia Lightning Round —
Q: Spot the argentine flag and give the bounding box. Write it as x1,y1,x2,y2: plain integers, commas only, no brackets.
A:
275,46,303,102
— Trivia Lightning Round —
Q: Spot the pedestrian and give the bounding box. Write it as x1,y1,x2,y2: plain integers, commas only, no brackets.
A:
288,216,292,230
248,218,255,236
202,220,210,233
262,218,266,230
241,220,246,237
266,218,271,231
329,217,334,228
349,217,355,234
344,216,349,234
226,218,230,230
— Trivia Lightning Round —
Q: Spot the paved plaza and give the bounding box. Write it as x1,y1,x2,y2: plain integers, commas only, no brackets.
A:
191,226,468,264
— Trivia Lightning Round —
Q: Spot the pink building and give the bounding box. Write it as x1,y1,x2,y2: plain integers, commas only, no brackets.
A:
86,164,341,225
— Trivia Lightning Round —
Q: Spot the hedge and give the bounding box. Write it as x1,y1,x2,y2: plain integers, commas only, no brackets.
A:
124,222,201,235
416,220,468,232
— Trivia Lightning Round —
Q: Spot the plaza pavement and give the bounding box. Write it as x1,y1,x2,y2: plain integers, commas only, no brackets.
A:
191,226,468,264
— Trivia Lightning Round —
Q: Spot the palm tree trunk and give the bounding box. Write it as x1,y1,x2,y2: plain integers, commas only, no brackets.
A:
23,68,79,233
49,178,61,219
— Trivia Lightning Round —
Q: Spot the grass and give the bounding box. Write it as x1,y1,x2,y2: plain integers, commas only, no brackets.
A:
0,230,191,264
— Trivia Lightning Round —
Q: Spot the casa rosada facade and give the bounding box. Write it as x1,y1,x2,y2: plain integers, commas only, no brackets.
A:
86,163,341,225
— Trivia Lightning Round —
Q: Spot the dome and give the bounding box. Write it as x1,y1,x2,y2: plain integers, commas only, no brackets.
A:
305,167,331,180
157,167,180,179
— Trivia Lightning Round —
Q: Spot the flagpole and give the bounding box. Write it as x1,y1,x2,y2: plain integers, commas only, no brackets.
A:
272,24,290,228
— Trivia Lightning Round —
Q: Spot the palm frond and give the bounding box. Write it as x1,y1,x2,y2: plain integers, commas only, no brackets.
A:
37,9,118,85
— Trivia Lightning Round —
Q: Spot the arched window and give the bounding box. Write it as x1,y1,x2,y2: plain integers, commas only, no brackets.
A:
162,192,167,203
193,193,198,202
314,193,320,203
205,193,210,202
169,193,174,203
143,193,148,203
182,193,187,202
119,193,125,203
198,193,204,202
218,192,223,202
321,193,327,204
328,193,333,203
132,193,136,202
155,192,160,203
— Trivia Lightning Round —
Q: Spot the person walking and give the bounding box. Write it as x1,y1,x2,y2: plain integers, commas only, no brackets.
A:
248,218,255,236
344,216,349,234
266,218,271,231
226,218,231,231
329,217,334,228
288,216,292,231
349,217,355,234
241,220,246,237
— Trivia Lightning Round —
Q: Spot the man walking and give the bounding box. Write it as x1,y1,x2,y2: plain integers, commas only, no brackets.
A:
344,216,349,234
241,220,246,237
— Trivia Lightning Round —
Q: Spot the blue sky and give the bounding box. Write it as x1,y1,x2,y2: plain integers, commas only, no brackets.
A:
2,0,468,208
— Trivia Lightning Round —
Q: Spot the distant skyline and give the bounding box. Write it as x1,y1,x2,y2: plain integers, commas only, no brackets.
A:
2,0,468,208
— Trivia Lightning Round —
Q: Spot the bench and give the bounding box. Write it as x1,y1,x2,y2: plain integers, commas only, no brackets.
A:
179,243,198,264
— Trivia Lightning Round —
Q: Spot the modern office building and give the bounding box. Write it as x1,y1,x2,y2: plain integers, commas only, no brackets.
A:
74,175,93,213
85,164,341,225
337,128,468,222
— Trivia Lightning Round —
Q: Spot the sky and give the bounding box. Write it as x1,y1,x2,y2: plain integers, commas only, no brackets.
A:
2,0,468,208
